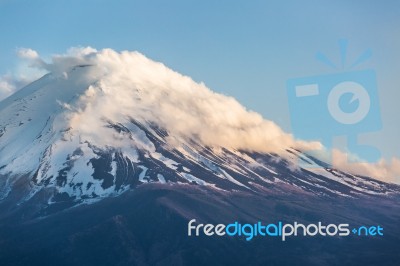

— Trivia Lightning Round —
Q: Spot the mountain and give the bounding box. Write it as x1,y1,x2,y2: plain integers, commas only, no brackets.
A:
0,49,399,266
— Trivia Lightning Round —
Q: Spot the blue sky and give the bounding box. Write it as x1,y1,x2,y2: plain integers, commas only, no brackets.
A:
0,0,399,162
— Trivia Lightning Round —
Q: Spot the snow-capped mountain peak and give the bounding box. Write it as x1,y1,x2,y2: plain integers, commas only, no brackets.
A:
0,49,398,213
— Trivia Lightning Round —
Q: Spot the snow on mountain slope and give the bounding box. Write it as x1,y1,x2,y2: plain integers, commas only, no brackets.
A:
0,49,398,212
0,66,98,173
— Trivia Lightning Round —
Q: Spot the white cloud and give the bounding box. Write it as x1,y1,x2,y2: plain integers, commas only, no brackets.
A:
1,46,398,183
59,48,321,156
0,74,17,100
16,48,39,60
0,48,46,101
0,47,97,101
0,72,39,101
331,149,400,183
44,46,97,74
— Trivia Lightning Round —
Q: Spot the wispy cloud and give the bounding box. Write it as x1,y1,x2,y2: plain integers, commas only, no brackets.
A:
331,149,400,183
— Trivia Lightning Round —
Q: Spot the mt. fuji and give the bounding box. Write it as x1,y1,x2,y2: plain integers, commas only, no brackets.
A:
0,49,399,266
